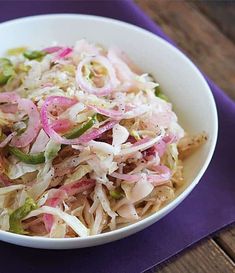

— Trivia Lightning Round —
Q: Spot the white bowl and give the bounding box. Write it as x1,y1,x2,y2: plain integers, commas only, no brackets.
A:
0,14,218,249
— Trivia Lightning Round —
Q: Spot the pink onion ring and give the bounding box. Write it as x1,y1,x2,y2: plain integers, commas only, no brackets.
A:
43,189,67,232
0,92,20,104
0,104,18,114
51,119,74,133
163,134,177,144
58,47,72,58
110,165,171,186
119,131,164,156
88,105,122,119
10,99,41,148
41,96,118,145
42,46,62,54
147,165,171,186
41,82,54,88
89,104,147,120
76,55,119,96
78,120,118,143
51,47,73,63
132,137,151,147
143,140,166,159
108,47,142,74
109,172,140,182
154,140,167,157
0,93,40,148
0,173,11,186
60,179,96,196
43,179,95,232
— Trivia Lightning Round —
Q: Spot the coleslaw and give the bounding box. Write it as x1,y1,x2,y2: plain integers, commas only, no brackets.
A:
0,40,206,237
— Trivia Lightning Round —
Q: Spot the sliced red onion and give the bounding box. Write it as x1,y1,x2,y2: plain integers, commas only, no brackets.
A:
123,104,150,119
57,47,73,59
76,55,119,96
51,119,73,133
43,189,68,232
0,132,17,148
41,82,54,88
51,47,73,63
0,173,12,186
108,47,142,74
60,179,95,196
79,120,118,143
43,179,95,232
147,174,171,186
74,39,101,57
163,134,177,144
147,165,171,186
143,140,166,159
46,190,68,207
119,131,164,156
108,49,156,92
89,104,148,120
110,172,140,182
0,92,20,104
154,140,167,157
40,96,76,143
132,137,151,147
10,99,41,148
112,164,170,183
111,165,171,186
88,105,122,119
42,46,62,54
41,96,118,144
108,48,134,82
0,104,18,114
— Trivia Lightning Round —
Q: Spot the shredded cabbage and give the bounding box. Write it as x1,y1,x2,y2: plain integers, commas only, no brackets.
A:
0,39,206,238
24,206,89,237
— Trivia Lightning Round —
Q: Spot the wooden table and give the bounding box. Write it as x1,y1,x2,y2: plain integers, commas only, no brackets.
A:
135,1,235,272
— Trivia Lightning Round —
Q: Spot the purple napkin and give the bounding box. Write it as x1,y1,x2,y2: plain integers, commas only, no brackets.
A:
1,1,235,273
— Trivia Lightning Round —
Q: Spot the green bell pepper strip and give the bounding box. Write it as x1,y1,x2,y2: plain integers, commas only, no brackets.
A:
8,146,45,164
8,116,97,162
8,113,98,164
0,58,15,86
154,86,169,102
64,115,97,139
9,197,38,234
23,50,46,60
0,58,11,66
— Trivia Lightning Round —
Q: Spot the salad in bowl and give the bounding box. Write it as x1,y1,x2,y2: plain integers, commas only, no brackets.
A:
0,39,206,238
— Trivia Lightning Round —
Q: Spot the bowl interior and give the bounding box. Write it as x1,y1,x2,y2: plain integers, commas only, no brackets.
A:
0,14,217,248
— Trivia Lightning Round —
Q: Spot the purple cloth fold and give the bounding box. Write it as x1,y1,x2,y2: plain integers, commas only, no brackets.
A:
0,1,235,273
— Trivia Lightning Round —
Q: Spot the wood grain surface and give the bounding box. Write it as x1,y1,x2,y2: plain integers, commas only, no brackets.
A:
136,0,235,100
215,227,235,261
155,239,235,273
195,1,235,44
135,1,235,272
